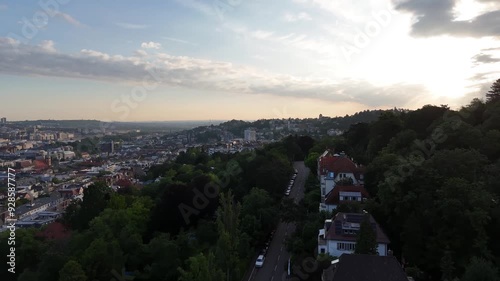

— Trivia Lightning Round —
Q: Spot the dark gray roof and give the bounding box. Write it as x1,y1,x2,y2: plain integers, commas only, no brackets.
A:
330,254,408,281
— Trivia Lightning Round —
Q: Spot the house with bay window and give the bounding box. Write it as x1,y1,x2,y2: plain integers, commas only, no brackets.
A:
318,212,390,257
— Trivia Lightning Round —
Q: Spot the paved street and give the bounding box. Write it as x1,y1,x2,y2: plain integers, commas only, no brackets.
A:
248,161,309,281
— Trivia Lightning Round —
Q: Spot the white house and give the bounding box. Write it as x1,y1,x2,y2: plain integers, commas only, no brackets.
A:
318,213,390,257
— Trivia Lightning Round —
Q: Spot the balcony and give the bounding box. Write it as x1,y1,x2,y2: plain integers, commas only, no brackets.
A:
318,237,326,245
318,229,326,245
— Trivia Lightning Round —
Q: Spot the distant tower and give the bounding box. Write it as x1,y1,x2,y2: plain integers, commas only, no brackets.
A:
0,117,6,124
319,114,323,119
244,129,257,142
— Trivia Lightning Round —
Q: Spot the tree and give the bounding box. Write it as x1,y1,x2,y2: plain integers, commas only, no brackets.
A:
461,257,499,281
59,260,87,281
215,190,241,281
305,152,320,175
440,249,456,281
63,182,112,230
241,188,278,242
355,216,378,255
486,78,500,102
178,252,225,281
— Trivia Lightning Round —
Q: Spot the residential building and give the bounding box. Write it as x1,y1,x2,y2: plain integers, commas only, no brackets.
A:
317,151,364,184
318,213,390,257
320,185,370,212
244,129,257,142
322,254,409,281
100,141,115,154
317,150,365,211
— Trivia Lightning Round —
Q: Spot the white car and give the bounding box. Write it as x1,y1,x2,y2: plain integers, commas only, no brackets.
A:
285,190,291,196
255,255,265,268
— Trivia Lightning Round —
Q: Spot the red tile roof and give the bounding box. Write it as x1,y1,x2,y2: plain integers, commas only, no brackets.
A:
115,179,133,188
319,156,364,179
36,222,71,240
33,160,49,171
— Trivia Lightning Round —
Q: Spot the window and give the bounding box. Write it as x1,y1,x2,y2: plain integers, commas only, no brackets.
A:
320,248,326,254
337,242,356,251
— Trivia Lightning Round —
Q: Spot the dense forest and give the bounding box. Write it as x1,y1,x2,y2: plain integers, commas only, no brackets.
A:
0,136,314,281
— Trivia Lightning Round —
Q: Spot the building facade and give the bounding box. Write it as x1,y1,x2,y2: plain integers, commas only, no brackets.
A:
318,213,390,257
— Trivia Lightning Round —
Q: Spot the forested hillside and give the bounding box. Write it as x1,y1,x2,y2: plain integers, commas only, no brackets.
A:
304,79,500,280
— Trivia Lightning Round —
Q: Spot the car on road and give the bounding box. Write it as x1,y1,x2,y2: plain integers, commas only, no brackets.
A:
285,190,290,196
294,168,298,173
255,255,265,268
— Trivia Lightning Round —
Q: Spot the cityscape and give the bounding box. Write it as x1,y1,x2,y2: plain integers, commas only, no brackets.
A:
1,1,500,281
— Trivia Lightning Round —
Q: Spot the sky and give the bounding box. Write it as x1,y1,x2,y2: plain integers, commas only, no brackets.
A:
0,0,499,121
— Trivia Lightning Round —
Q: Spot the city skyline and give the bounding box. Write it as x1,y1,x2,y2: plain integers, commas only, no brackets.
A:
1,0,499,121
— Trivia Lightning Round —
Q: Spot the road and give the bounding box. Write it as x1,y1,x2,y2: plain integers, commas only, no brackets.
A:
248,161,309,281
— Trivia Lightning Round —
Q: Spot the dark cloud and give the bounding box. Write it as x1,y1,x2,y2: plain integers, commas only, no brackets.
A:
0,37,427,108
473,53,500,64
393,0,500,37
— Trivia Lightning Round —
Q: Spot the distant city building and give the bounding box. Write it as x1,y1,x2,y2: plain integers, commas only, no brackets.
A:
0,117,6,124
244,129,257,142
100,141,115,154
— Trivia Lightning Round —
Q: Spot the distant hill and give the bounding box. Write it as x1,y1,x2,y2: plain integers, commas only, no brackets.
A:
183,109,401,139
10,120,226,132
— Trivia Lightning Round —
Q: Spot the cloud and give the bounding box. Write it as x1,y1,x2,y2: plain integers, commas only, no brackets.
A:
472,46,500,65
46,10,85,27
473,53,500,64
114,22,149,29
392,0,500,37
225,24,336,56
163,37,195,45
134,49,148,57
173,0,215,17
141,42,162,49
38,40,56,52
251,30,274,40
0,37,427,108
284,12,313,22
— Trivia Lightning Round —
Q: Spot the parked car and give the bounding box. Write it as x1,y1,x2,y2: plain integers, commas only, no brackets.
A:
260,248,267,256
285,190,291,196
255,255,265,268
